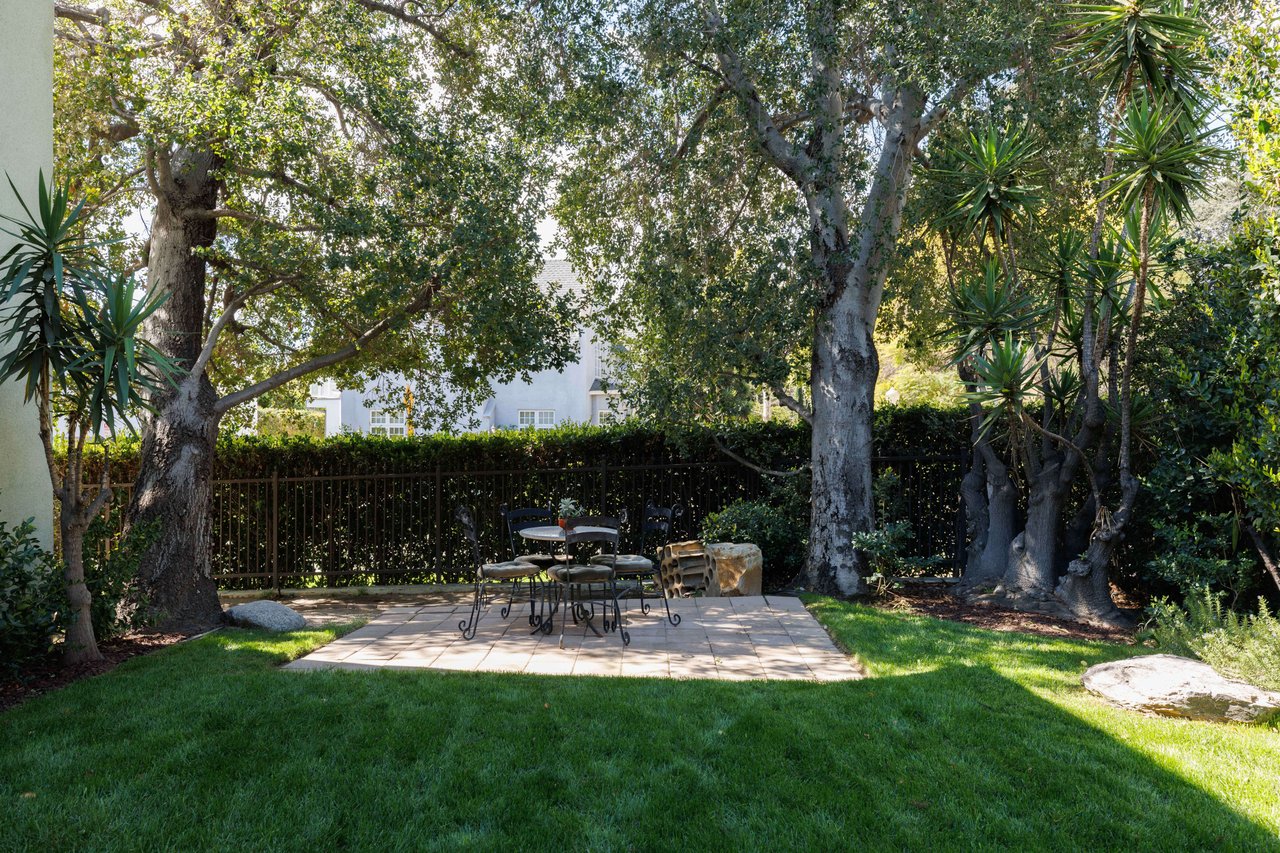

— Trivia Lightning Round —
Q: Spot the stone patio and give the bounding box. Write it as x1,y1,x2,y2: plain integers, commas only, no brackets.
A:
285,594,863,681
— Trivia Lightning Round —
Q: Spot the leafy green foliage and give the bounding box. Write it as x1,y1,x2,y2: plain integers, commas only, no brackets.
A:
82,512,158,642
76,411,971,483
851,471,946,587
1145,515,1260,606
53,1,578,431
0,174,174,435
701,499,806,591
936,125,1043,246
1144,589,1280,691
0,513,63,675
255,408,326,440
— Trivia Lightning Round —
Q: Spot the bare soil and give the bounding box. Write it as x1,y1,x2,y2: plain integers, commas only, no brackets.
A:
875,583,1137,644
1,632,186,713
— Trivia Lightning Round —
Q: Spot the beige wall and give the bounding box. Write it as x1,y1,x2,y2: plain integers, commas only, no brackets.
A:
0,2,54,541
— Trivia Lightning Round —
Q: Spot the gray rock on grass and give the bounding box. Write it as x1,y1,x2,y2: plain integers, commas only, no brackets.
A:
1083,654,1280,724
225,599,307,632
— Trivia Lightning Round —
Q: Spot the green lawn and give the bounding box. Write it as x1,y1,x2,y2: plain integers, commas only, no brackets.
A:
2,599,1278,851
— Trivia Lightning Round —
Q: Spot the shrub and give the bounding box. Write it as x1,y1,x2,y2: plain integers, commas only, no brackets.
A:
1143,589,1280,691
0,515,63,674
83,510,158,641
701,499,806,591
1145,514,1260,606
852,470,945,592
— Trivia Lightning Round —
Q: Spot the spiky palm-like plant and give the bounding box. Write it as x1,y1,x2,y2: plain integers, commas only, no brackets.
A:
0,174,176,664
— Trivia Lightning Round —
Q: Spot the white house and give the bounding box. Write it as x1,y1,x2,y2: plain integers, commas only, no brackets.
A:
307,257,624,435
0,3,55,540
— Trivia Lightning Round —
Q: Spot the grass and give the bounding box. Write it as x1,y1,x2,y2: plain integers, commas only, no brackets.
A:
1,601,1278,852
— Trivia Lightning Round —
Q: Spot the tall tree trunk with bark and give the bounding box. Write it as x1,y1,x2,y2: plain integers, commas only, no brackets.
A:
807,297,877,594
805,85,923,594
126,147,225,633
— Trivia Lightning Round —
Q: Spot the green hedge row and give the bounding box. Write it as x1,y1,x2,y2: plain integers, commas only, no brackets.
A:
80,406,969,482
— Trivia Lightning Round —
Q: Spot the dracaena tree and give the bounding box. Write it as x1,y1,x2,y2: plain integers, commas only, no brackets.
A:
0,175,176,663
931,0,1222,625
53,1,577,630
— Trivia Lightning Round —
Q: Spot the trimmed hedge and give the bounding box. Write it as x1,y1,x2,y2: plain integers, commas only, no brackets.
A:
80,406,969,482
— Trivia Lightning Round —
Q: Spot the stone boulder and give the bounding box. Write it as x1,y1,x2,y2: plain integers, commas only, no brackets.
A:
225,600,307,632
1082,654,1280,724
705,543,764,597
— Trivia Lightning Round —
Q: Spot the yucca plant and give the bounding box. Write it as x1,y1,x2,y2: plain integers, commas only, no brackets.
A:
936,124,1043,278
964,331,1046,439
1106,93,1222,490
1061,0,1211,107
0,173,177,664
943,260,1048,362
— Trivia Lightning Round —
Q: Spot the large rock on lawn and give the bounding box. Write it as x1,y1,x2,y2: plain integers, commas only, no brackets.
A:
1083,654,1280,724
705,542,764,597
225,600,307,632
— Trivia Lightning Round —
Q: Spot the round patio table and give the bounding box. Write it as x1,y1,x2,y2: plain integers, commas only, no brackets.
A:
519,525,619,641
518,525,616,542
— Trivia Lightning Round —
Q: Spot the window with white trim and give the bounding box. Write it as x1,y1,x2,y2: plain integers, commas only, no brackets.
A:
369,409,407,437
517,409,556,429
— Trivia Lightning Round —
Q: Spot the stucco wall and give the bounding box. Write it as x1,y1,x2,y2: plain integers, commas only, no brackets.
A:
0,2,55,540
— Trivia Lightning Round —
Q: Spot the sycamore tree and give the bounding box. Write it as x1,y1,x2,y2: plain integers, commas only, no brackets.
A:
546,0,1055,595
54,1,577,631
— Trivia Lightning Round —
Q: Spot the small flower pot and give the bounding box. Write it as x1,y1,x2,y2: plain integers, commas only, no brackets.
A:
557,518,567,528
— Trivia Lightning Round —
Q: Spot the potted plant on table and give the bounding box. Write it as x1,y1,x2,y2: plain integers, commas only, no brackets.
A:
557,498,583,528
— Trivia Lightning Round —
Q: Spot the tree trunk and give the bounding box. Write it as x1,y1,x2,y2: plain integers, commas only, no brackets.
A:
807,306,877,595
60,512,101,664
964,456,1020,593
126,147,225,633
1001,464,1064,600
1058,528,1131,626
804,84,923,596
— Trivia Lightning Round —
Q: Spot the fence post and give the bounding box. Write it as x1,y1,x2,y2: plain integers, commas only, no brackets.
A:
433,462,442,573
599,457,608,515
270,469,279,593
954,448,968,577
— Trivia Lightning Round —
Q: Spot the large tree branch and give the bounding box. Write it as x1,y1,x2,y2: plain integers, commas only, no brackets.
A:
920,74,983,138
353,0,475,59
191,276,301,377
53,3,107,26
675,83,731,160
705,10,811,186
769,384,813,425
187,207,324,233
212,281,441,414
713,435,808,478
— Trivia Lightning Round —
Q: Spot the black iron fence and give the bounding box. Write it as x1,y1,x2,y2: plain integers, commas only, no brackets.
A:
100,453,966,590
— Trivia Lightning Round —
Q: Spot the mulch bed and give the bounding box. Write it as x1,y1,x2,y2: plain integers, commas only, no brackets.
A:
1,632,187,713
877,583,1137,644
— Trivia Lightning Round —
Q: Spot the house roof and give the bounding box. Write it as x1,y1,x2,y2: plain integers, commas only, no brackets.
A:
536,256,582,295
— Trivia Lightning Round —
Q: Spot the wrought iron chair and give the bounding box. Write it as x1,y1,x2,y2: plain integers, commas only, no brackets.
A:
499,503,560,570
546,517,629,648
589,502,683,626
456,505,543,640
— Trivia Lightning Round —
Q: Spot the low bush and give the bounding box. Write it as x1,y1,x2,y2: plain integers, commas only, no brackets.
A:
701,497,806,591
1143,589,1280,691
0,515,63,674
83,510,158,641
